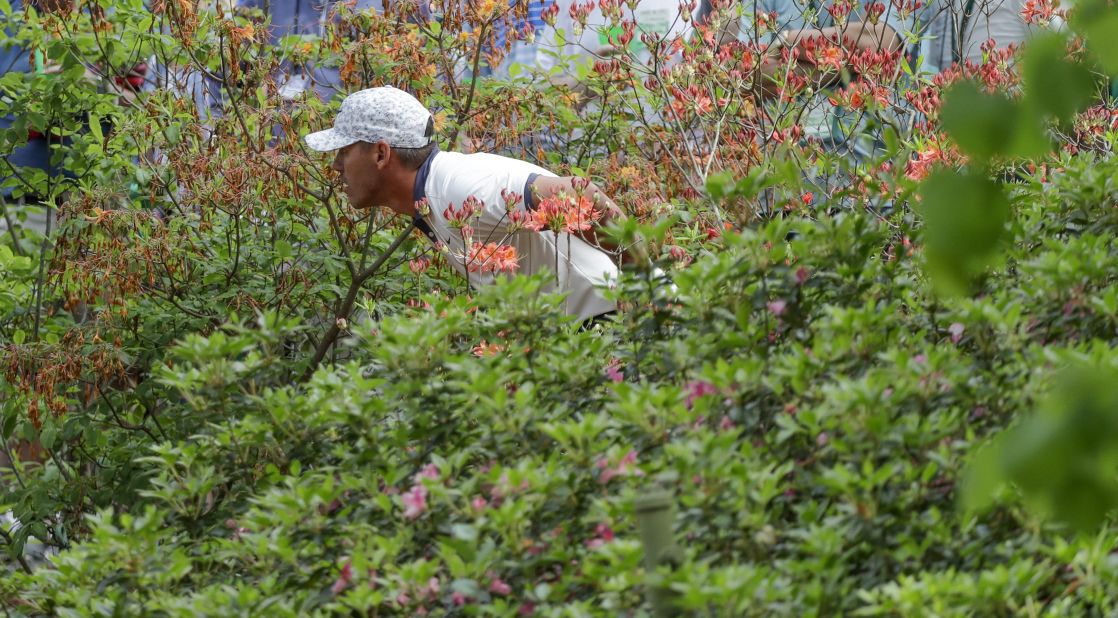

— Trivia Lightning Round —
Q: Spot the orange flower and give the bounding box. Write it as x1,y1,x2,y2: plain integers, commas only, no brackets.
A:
472,340,506,357
466,242,519,274
816,45,843,71
527,194,601,234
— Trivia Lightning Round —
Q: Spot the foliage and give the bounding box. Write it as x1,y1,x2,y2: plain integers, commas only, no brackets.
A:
2,0,1118,615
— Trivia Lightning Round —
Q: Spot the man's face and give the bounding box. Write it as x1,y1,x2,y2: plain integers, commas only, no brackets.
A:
332,142,382,210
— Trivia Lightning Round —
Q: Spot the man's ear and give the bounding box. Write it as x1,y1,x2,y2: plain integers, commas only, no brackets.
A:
373,141,393,169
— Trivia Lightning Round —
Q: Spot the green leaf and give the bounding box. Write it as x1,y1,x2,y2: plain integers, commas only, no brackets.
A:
451,523,478,542
962,366,1118,533
89,113,103,144
40,423,57,451
919,169,1011,296
1073,0,1118,74
940,81,1018,161
1021,34,1096,122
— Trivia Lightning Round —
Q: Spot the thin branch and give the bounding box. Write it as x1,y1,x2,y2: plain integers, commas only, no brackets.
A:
302,221,415,381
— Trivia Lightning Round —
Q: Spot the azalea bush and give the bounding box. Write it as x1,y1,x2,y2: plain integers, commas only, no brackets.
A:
3,0,1118,615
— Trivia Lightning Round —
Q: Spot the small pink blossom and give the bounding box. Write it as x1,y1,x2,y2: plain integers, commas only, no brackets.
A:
767,299,787,316
586,522,615,549
718,415,736,431
685,380,718,409
395,591,411,606
452,592,470,606
494,471,530,497
948,322,965,344
816,432,829,447
425,577,440,597
331,561,353,594
488,576,512,596
471,496,489,511
795,266,810,285
417,463,440,481
913,353,927,365
402,484,428,520
597,449,644,484
605,359,624,383
519,602,537,616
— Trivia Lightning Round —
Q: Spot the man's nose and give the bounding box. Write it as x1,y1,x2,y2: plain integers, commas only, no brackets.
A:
331,154,343,173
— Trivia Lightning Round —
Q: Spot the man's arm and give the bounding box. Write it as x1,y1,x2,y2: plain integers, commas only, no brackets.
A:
782,22,904,56
760,22,903,97
529,175,631,262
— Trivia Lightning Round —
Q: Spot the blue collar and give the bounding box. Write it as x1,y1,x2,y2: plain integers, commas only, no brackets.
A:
412,147,440,242
412,146,439,204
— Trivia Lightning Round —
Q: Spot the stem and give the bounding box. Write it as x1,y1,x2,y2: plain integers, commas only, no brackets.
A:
302,221,416,380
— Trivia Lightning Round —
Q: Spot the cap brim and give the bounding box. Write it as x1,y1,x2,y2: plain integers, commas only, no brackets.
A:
305,128,359,152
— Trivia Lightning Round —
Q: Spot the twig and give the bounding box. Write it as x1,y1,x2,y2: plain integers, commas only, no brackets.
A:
302,221,415,380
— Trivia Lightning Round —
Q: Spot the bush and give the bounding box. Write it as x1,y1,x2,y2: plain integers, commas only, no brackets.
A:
3,0,1118,615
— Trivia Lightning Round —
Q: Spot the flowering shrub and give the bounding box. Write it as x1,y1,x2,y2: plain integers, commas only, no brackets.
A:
2,0,1118,614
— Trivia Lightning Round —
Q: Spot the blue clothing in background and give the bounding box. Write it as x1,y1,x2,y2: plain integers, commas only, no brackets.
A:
1,0,53,197
238,0,383,101
481,0,550,77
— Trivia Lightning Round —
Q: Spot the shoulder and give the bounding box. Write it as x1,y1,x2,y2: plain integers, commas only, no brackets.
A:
431,151,556,177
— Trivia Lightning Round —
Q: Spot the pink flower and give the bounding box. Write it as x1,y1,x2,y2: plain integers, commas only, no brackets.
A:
795,266,810,285
471,496,489,511
948,322,965,344
586,522,615,549
913,354,927,365
519,602,537,616
718,415,736,431
488,576,512,596
395,591,411,606
444,195,483,227
402,484,428,520
426,577,440,596
452,592,470,606
597,449,643,484
331,561,353,594
417,463,440,481
409,257,431,274
605,359,624,383
816,432,829,447
767,299,787,317
685,380,718,409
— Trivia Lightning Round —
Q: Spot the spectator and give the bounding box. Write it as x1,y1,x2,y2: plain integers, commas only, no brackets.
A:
0,0,74,241
238,0,385,102
696,0,917,209
304,86,624,322
920,0,1034,74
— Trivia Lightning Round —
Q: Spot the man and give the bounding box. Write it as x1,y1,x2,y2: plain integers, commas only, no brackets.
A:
919,0,1034,74
236,0,386,102
694,0,917,210
0,0,76,243
304,86,623,321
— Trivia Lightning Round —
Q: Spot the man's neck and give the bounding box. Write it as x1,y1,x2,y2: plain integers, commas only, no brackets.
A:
391,167,420,217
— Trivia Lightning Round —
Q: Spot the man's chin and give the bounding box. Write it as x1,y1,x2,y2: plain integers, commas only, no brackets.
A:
346,194,375,210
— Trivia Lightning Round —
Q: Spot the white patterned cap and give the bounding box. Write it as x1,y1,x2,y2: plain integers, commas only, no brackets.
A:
305,86,434,151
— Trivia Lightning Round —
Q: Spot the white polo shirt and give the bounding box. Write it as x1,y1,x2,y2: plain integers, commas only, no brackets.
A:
413,150,619,321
